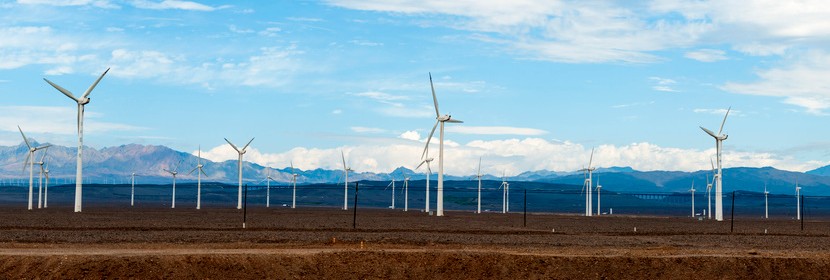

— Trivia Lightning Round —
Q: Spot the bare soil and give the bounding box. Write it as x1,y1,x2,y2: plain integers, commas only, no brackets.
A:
1,206,828,279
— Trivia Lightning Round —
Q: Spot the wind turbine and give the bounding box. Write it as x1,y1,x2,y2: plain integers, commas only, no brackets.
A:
596,174,602,216
578,148,596,217
689,180,696,218
130,172,137,207
764,182,769,219
386,178,396,209
261,167,277,208
35,147,50,209
187,146,208,210
18,126,50,210
225,137,254,209
341,151,352,210
498,172,509,214
163,161,182,209
700,107,730,221
291,161,299,209
403,176,410,211
42,163,50,208
796,180,801,220
44,68,109,213
421,73,463,217
416,153,434,213
474,157,483,214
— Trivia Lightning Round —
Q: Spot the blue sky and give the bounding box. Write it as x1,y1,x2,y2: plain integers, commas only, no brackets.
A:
2,0,830,175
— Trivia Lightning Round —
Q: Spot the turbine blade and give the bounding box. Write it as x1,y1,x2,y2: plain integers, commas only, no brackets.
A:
477,157,481,176
588,148,595,169
421,121,439,159
429,73,440,118
22,152,31,173
187,167,198,175
700,126,717,138
17,126,31,149
242,137,255,151
718,106,731,135
710,157,715,172
341,150,346,169
39,146,49,161
416,160,426,170
81,68,110,99
446,119,463,123
43,78,79,102
201,169,208,177
291,161,295,174
224,138,241,152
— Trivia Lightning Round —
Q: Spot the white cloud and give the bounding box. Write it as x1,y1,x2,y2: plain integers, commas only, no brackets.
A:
685,49,727,62
130,0,225,11
446,126,548,136
399,130,421,141
17,0,118,8
258,27,281,37
353,91,409,102
0,106,144,146
229,25,254,34
649,76,677,92
721,51,830,114
200,137,825,175
349,40,383,47
331,109,343,114
693,108,737,116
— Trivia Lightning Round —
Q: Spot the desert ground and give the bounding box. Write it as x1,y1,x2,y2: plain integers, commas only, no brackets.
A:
1,205,829,279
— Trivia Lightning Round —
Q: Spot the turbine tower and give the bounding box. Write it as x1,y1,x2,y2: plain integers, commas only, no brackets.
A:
386,178,396,209
187,146,208,210
18,126,50,210
596,175,602,216
474,158,483,214
796,180,801,220
421,73,463,217
416,152,434,213
225,137,254,209
498,172,508,214
35,147,49,209
163,161,181,209
700,107,730,221
689,180,696,218
44,68,109,212
291,161,299,209
261,167,276,208
403,176,410,211
43,163,50,208
130,172,137,207
578,148,596,217
341,151,352,210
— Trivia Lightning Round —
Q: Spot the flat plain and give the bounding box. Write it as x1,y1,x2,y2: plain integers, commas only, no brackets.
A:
0,206,828,279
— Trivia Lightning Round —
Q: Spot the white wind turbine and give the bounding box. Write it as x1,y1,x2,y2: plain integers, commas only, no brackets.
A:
291,161,299,209
700,107,730,221
403,176,410,211
579,148,596,217
421,73,463,217
341,151,352,210
706,161,714,220
261,167,277,208
796,180,801,220
474,158,483,214
163,161,182,209
764,182,769,219
416,152,434,213
386,177,396,209
19,126,50,210
498,172,509,214
130,172,137,207
44,68,109,213
187,146,208,210
35,147,49,209
689,180,696,218
42,163,50,208
225,137,254,209
596,174,602,216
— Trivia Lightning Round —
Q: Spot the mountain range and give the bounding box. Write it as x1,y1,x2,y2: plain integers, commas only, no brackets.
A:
2,140,830,196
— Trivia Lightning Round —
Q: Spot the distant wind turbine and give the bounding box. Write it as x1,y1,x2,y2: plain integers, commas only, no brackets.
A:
403,176,410,211
261,167,276,208
596,174,602,216
35,147,49,209
341,151,352,210
386,178,396,209
796,179,801,220
163,161,182,209
421,73,463,217
416,151,434,213
44,68,109,213
689,180,696,218
42,163,50,208
474,157,483,214
700,107,730,221
18,126,50,210
499,172,509,214
291,161,299,209
187,146,208,210
130,172,137,207
225,137,254,209
764,182,769,219
579,148,596,217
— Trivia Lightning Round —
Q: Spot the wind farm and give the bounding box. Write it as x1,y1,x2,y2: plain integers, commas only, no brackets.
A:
3,1,830,278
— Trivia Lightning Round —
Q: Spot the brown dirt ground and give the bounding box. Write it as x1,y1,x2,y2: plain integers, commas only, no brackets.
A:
1,206,829,279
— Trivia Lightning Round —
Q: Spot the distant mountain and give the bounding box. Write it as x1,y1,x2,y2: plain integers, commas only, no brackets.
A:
2,141,829,196
806,165,830,177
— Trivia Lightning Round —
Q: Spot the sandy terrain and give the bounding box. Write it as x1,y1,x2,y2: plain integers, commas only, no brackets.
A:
0,206,828,279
